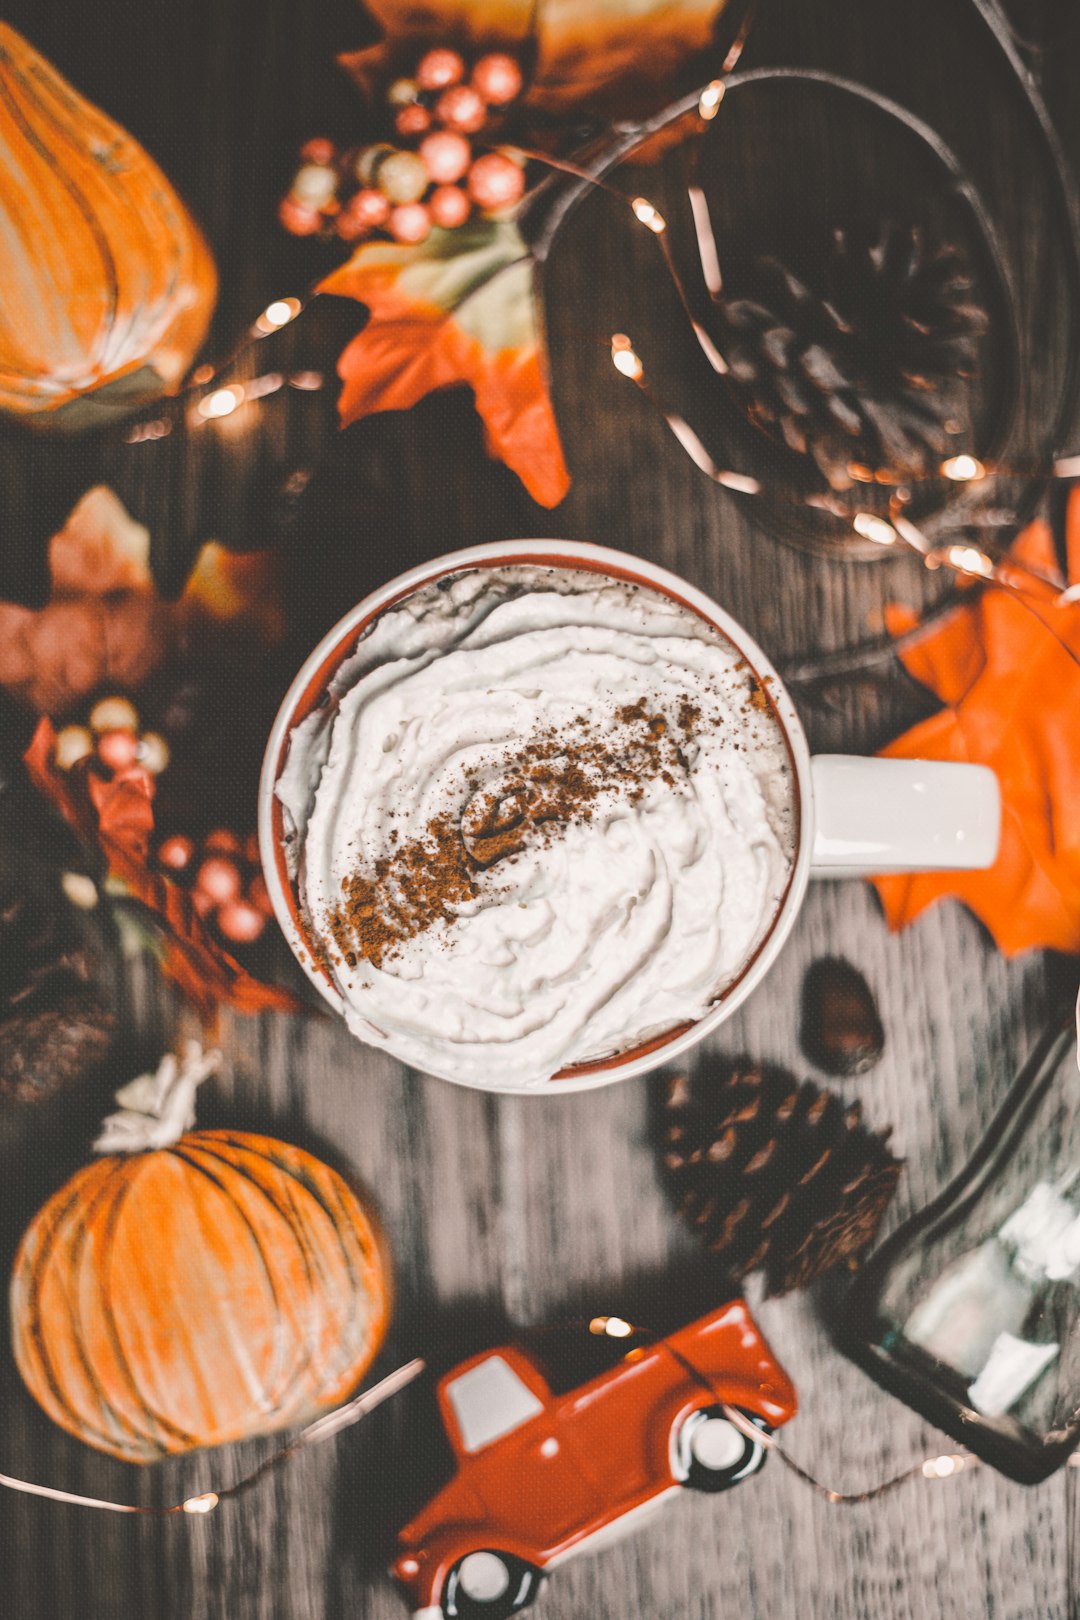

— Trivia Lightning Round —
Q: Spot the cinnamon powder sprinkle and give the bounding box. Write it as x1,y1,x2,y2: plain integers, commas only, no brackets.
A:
324,699,706,971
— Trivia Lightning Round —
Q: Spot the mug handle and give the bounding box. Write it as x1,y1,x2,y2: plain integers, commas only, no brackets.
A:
809,755,1001,879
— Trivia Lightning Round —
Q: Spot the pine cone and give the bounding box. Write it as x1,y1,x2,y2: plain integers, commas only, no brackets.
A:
719,221,990,491
0,886,114,1104
659,1063,903,1296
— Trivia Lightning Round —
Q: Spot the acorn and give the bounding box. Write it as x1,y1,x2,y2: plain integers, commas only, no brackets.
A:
800,957,885,1077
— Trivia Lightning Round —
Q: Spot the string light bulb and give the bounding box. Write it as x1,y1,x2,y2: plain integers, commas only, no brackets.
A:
851,512,897,546
946,543,994,578
631,197,666,234
611,335,644,381
941,454,986,482
254,297,302,336
182,1492,219,1515
589,1315,634,1337
698,79,725,119
198,386,244,420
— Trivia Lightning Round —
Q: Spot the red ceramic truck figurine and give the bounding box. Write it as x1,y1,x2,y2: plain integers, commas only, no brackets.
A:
390,1299,797,1618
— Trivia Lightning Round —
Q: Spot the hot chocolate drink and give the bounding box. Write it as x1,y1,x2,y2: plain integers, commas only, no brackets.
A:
276,566,796,1087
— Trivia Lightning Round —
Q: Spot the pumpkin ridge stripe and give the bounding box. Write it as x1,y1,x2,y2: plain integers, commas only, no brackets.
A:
208,1133,388,1375
11,1163,116,1443
16,1164,141,1452
25,62,190,345
169,1141,320,1427
176,1138,340,1417
95,1155,205,1455
24,65,188,371
277,1152,386,1385
165,1143,300,1431
19,1161,159,1459
190,1136,377,1398
0,70,121,377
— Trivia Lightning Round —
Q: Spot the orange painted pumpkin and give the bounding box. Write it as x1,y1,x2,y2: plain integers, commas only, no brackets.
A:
0,24,217,429
11,1089,389,1463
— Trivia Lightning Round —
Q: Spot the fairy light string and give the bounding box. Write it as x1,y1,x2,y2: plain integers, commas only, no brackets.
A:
2,1317,1073,1519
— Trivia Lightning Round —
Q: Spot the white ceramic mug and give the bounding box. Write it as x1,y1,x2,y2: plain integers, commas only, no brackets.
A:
259,540,1000,1092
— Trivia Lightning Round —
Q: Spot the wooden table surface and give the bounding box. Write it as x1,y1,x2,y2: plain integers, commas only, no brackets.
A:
2,2,1079,1616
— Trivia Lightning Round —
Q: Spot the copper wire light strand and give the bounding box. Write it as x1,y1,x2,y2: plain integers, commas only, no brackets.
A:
609,334,1080,673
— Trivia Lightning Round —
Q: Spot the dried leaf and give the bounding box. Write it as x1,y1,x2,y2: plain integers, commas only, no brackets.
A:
873,498,1080,955
25,720,303,1019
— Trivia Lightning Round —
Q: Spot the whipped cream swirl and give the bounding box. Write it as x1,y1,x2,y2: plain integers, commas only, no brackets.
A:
277,567,796,1087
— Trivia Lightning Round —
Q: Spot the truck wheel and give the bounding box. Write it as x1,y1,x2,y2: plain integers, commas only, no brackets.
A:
442,1550,542,1619
678,1406,769,1492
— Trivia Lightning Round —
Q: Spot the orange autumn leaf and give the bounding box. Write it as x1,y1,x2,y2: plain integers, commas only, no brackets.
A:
0,487,169,715
25,719,303,1019
319,218,569,507
872,502,1080,955
0,488,285,717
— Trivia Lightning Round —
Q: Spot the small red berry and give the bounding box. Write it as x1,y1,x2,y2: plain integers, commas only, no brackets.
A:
301,137,336,166
378,149,430,204
192,888,217,918
195,856,243,906
472,53,523,106
416,48,465,92
429,184,471,228
419,129,471,184
467,151,525,210
96,729,140,772
348,187,391,228
396,102,432,138
204,828,243,855
157,834,195,871
278,196,322,236
435,84,486,134
217,899,267,944
337,213,369,241
291,163,338,209
389,202,431,243
54,725,94,772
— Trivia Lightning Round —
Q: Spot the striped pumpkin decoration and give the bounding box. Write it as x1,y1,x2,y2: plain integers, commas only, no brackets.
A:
0,23,217,428
10,1127,389,1463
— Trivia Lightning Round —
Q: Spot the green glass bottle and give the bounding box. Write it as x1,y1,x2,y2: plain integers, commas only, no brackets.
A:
842,1006,1080,1483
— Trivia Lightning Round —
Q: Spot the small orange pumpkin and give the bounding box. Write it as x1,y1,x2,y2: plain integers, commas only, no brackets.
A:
0,24,217,428
10,1047,389,1463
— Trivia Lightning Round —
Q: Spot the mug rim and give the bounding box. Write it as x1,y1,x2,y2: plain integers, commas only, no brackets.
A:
258,540,814,1094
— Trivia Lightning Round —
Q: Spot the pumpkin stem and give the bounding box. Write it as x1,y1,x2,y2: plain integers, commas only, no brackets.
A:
93,1040,221,1154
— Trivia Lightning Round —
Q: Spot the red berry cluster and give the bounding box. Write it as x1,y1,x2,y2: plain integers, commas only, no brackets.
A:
155,829,274,947
279,47,526,246
53,697,170,787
